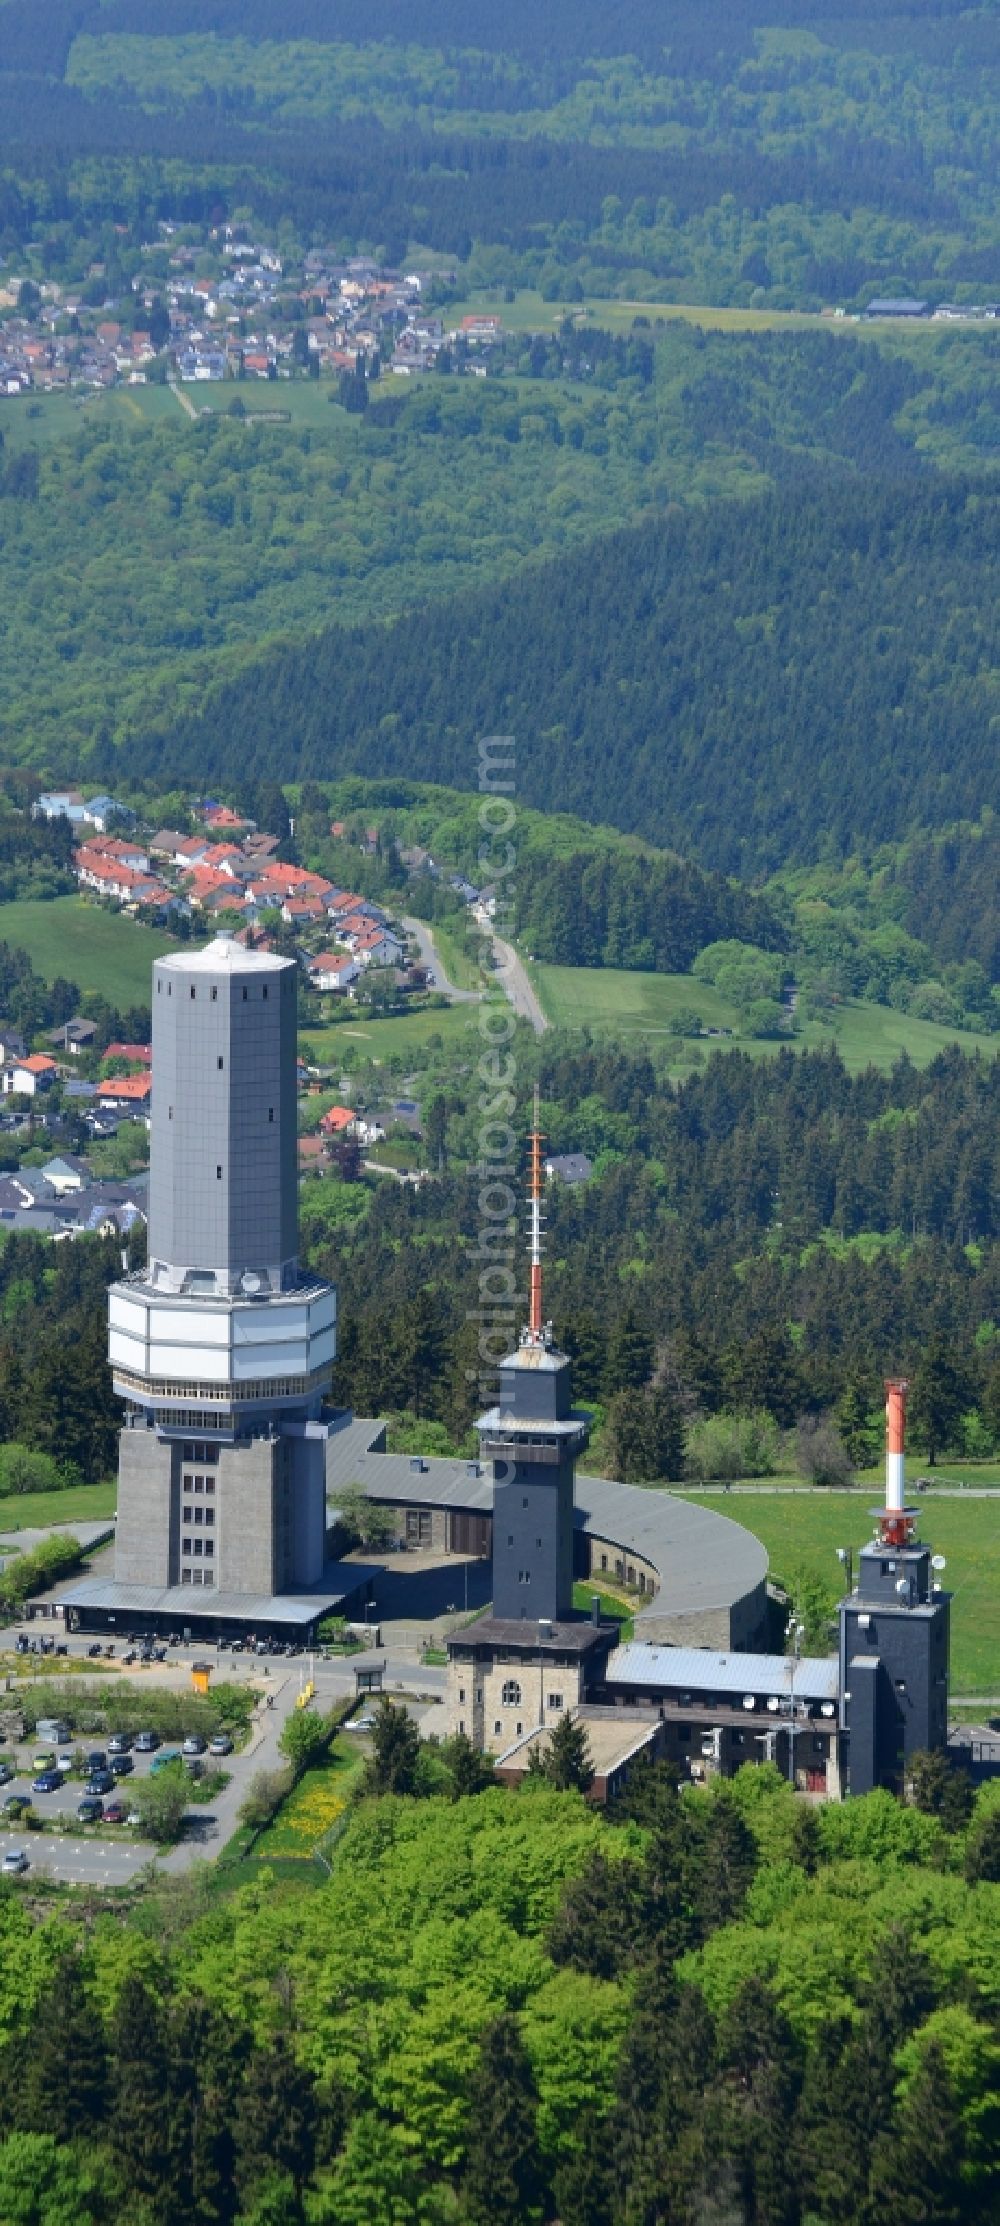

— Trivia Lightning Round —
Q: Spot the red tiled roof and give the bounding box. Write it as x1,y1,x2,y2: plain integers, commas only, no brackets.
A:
105,1043,151,1065
19,1054,57,1075
97,1073,152,1102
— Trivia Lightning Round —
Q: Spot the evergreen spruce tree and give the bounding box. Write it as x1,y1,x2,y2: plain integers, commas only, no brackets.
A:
714,1980,802,2226
546,1849,648,1981
109,1978,176,2212
461,2016,544,2226
698,1792,758,1934
793,2016,872,2226
16,1956,108,2145
233,2035,318,2206
602,1306,654,1397
964,1809,1000,1884
363,1699,423,1796
866,2041,970,2226
542,1709,594,1793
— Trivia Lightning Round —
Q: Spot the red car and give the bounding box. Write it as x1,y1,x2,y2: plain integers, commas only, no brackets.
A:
102,1801,129,1825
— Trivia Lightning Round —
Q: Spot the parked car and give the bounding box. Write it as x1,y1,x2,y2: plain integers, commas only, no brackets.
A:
133,1731,160,1753
77,1797,103,1823
149,1750,181,1775
181,1734,207,1756
84,1750,107,1772
0,1764,14,1787
208,1734,233,1757
2,1850,28,1875
103,1801,128,1825
107,1733,132,1755
110,1754,133,1779
34,1770,62,1793
56,1753,76,1774
32,1752,56,1773
85,1770,115,1795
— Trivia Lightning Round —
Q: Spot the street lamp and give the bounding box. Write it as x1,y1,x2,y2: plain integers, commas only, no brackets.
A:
786,1618,805,1786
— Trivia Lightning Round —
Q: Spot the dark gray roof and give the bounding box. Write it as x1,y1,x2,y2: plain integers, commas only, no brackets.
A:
327,1418,769,1629
544,1153,593,1183
58,1564,380,1625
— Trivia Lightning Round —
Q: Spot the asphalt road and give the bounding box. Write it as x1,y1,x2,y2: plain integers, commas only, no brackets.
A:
402,917,481,1003
490,935,549,1035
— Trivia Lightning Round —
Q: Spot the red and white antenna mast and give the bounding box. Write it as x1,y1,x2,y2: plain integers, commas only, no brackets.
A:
879,1377,915,1548
528,1084,545,1342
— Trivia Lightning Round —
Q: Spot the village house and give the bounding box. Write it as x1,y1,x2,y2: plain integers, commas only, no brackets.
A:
2,1054,58,1098
96,1073,152,1118
306,953,360,994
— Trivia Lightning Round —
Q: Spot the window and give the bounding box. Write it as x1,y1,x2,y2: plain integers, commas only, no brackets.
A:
548,1693,563,1711
522,1497,528,1509
501,1680,522,1707
182,1538,192,1556
494,1720,502,1735
600,1553,607,1571
269,1109,274,1123
168,1107,173,1120
205,1508,214,1526
459,1689,466,1705
242,988,248,1002
204,1539,214,1557
516,1722,522,1736
508,1534,513,1547
262,985,268,1000
217,1166,222,1180
217,1056,224,1071
458,1721,465,1735
190,986,196,999
211,987,217,1001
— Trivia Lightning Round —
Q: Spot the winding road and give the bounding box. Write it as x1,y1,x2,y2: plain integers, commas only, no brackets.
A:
402,917,480,1003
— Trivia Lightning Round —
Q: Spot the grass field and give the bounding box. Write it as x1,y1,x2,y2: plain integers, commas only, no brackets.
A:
531,963,997,1073
0,897,181,1007
683,1489,1000,1696
0,1482,116,1532
302,1004,481,1064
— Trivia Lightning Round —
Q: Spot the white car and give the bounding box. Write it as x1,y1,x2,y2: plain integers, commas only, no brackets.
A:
2,1849,28,1875
56,1753,75,1773
344,1715,376,1734
208,1734,233,1757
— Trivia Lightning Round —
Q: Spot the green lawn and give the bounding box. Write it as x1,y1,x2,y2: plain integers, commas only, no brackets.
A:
182,380,349,430
0,1482,116,1532
683,1489,1000,1697
0,384,178,451
302,1004,482,1063
531,963,997,1074
0,897,182,1008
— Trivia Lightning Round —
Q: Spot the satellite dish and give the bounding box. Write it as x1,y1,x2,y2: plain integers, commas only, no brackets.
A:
766,1697,780,1712
821,1703,835,1718
743,1695,756,1711
931,1554,947,1571
895,1577,909,1596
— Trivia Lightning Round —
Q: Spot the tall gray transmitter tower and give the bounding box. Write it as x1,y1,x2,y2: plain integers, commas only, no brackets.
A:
95,936,338,1633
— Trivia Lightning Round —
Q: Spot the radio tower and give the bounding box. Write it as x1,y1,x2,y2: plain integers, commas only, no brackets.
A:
527,1083,546,1344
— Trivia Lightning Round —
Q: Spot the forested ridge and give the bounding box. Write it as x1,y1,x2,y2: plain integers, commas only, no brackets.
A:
2,1749,1000,2221
149,472,1000,876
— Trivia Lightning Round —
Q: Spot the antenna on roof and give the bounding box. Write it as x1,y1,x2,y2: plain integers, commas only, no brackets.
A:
528,1082,545,1340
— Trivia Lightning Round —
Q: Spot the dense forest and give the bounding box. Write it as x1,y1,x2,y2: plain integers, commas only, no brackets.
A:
148,471,1000,876
10,319,1000,774
314,1037,1000,1470
2,1754,1000,2222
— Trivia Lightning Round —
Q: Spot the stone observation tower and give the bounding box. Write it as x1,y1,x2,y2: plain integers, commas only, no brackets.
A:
94,935,337,1624
445,1091,617,1750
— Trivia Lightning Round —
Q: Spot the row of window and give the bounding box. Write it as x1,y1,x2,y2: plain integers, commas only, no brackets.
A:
180,1568,214,1586
183,1506,215,1527
158,981,270,1001
183,1475,216,1496
182,1444,219,1465
182,1537,214,1558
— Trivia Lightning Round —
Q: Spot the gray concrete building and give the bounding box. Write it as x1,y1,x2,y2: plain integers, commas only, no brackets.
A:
63,935,349,1640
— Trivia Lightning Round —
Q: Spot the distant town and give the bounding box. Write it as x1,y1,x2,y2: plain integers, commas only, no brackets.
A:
0,222,507,398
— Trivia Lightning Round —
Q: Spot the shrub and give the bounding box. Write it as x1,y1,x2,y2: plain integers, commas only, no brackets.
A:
684,1410,780,1482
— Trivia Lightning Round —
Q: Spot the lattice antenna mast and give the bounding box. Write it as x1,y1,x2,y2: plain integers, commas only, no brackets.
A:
528,1083,546,1341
